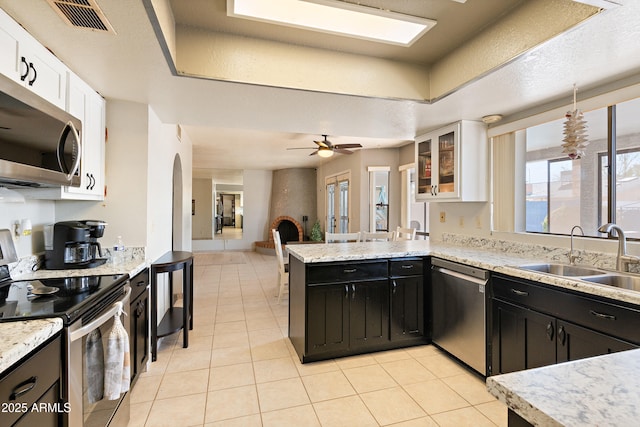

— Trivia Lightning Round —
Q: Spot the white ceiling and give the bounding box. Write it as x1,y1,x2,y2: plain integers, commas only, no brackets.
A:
1,0,640,184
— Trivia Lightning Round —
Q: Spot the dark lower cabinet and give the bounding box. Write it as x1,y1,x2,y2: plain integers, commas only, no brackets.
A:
129,269,150,385
350,280,389,348
307,284,350,355
491,274,640,376
0,334,62,427
492,300,556,374
390,275,424,341
556,319,637,363
290,257,428,363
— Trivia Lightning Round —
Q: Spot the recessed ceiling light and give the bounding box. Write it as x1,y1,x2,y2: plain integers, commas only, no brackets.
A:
227,0,437,47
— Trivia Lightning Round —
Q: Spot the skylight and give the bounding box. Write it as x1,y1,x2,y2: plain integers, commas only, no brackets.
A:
227,0,437,47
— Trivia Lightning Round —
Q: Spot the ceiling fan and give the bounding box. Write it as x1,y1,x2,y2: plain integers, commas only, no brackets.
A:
287,135,363,158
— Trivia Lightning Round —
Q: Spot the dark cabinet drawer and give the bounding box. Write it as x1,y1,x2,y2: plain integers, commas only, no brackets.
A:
561,294,640,344
307,261,388,284
0,334,61,427
493,275,567,315
390,258,423,277
130,268,149,302
494,274,640,345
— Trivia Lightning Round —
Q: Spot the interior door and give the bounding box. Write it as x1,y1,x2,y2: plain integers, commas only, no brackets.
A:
326,173,351,233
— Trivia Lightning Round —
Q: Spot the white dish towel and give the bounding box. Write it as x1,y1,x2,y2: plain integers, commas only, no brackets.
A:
104,304,130,400
85,329,104,404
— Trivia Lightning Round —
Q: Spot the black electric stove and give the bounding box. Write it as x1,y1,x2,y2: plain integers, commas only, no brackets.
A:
0,265,128,325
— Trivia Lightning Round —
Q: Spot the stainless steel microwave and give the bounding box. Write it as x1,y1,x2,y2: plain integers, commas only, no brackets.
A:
0,72,81,188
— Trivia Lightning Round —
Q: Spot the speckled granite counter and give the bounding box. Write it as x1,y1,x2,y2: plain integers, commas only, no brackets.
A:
0,318,63,375
487,348,640,426
9,247,148,281
286,240,640,306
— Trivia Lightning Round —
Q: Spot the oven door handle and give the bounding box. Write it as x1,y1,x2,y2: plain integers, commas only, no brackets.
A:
69,287,131,343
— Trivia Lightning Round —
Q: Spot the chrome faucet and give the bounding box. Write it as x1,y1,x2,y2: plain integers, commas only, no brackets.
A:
569,225,584,265
598,223,640,272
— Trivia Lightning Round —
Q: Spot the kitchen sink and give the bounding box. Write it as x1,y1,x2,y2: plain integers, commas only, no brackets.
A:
517,263,606,277
580,274,640,291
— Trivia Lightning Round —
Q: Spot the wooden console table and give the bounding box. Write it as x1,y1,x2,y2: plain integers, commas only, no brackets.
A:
150,251,194,362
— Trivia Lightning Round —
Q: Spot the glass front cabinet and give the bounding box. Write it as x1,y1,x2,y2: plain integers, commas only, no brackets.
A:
415,120,488,201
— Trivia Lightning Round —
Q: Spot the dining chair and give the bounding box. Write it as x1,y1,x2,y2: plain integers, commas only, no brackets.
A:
271,229,289,303
325,232,361,243
361,231,395,242
395,226,417,241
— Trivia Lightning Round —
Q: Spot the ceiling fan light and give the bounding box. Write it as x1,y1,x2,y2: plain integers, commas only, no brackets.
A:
317,147,334,158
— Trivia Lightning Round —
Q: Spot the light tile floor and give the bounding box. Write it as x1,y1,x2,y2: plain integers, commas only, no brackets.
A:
128,251,508,427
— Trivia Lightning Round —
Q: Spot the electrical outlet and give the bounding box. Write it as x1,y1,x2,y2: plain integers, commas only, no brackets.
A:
459,216,464,227
439,212,446,223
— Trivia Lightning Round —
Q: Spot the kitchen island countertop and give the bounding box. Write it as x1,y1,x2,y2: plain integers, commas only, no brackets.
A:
286,240,640,306
0,318,63,374
487,348,640,426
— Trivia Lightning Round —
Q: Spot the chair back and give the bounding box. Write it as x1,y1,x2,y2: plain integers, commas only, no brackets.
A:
272,229,286,274
361,231,394,242
395,226,417,241
325,232,361,243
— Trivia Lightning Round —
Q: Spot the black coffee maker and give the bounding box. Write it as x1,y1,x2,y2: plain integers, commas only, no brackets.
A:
44,220,108,269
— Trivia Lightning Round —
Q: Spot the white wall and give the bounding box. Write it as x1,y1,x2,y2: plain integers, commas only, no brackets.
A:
192,178,213,239
56,100,149,248
0,200,55,258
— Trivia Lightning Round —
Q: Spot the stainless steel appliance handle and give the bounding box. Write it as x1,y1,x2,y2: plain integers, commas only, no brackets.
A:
57,121,82,181
69,286,131,343
435,267,488,286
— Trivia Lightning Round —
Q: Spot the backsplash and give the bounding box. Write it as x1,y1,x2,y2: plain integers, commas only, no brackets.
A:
442,233,640,274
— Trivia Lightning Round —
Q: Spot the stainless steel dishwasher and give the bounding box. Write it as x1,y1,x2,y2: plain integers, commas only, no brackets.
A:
431,258,489,376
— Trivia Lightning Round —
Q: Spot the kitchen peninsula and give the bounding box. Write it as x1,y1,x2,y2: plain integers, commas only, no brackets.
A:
287,238,640,424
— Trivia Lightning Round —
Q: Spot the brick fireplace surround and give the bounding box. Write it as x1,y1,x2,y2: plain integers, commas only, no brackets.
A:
255,216,304,250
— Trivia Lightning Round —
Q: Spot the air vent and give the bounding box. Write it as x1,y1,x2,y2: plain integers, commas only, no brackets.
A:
46,0,116,34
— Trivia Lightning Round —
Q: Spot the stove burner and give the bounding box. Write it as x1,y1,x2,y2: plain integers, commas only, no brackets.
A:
41,276,101,295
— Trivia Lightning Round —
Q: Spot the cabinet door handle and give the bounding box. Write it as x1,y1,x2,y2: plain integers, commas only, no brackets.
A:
351,283,356,299
10,376,38,400
28,62,37,86
546,322,554,341
401,265,414,270
344,284,349,298
392,280,397,294
434,185,438,195
20,57,29,81
558,325,566,346
86,172,92,190
136,280,147,288
343,268,357,273
510,288,529,296
590,310,616,321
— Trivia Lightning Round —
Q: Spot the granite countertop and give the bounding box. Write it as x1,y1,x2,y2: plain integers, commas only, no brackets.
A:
10,250,149,282
487,348,640,426
286,240,640,306
0,318,63,374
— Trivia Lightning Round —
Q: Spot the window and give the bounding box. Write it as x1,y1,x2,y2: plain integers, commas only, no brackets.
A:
524,96,640,239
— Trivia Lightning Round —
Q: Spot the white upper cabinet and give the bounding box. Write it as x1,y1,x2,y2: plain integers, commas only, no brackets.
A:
63,72,105,200
415,120,488,202
1,8,105,200
0,9,67,109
